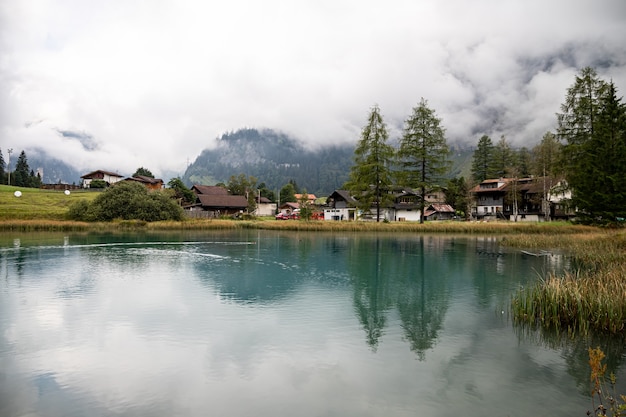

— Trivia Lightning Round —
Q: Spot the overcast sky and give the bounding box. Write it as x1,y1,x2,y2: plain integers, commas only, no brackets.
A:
1,0,625,177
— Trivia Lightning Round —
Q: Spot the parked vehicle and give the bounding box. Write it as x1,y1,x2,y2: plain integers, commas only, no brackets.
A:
275,213,289,220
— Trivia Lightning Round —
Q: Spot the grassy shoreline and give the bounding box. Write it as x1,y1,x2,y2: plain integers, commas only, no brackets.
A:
0,217,599,234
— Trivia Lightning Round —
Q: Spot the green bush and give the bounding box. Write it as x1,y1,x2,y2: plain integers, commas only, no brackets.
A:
90,179,107,189
68,181,183,222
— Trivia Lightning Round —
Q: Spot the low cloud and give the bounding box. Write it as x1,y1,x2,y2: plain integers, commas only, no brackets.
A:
1,0,625,177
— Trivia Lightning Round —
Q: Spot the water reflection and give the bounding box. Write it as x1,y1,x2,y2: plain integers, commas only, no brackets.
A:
514,324,626,396
1,231,624,417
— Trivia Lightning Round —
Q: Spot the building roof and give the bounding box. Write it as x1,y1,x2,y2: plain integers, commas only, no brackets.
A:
279,202,300,210
428,203,455,213
327,190,358,206
424,204,455,218
125,175,164,185
80,170,124,179
197,194,248,209
470,178,513,193
255,196,273,204
192,185,229,195
295,193,317,200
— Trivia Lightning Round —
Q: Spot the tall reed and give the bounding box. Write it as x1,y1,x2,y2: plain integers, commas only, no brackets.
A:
510,230,626,335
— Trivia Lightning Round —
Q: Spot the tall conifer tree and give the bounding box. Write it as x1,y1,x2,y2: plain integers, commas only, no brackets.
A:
14,151,30,187
470,135,495,183
397,98,450,223
347,105,395,222
558,67,626,223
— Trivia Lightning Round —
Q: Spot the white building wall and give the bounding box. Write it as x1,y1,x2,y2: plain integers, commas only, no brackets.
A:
255,203,277,216
392,209,421,222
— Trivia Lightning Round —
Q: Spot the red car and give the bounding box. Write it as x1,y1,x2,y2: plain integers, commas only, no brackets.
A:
275,213,289,220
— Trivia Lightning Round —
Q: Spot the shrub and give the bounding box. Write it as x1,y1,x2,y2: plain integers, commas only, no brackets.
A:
90,179,107,189
70,181,183,222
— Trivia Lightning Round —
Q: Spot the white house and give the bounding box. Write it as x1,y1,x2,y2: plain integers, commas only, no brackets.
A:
80,170,124,188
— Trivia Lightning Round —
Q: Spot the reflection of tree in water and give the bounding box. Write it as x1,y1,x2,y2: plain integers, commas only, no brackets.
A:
351,238,393,351
514,324,626,395
395,237,450,360
349,236,451,358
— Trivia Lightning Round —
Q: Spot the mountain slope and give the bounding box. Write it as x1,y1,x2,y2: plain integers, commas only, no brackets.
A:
182,129,354,196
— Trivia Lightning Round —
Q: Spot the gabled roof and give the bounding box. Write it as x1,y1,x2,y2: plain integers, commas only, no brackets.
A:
280,202,300,210
256,196,273,204
197,194,248,209
424,204,455,218
470,178,513,193
125,175,163,185
192,185,229,195
427,203,455,213
80,170,124,179
327,190,357,206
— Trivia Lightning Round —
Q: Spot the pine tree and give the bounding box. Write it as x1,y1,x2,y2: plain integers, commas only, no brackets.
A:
0,148,5,184
515,147,532,178
347,105,395,222
13,151,30,187
558,67,626,223
470,135,495,183
397,98,450,224
491,136,515,178
133,167,154,178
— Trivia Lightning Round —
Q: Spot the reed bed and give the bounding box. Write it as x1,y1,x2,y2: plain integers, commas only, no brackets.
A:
510,230,626,335
0,218,601,234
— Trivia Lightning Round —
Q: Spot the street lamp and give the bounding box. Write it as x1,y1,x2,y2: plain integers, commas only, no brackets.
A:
7,148,13,185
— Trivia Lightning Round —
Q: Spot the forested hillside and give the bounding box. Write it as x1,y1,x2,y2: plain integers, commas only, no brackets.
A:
182,129,354,196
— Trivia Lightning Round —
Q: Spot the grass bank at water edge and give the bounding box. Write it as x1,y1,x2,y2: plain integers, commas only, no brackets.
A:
508,230,626,335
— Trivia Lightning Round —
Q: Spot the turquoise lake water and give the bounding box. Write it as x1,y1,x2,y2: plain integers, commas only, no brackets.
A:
0,230,624,417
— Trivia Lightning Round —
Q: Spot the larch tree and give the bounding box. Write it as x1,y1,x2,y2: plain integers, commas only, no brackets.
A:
531,131,561,178
347,105,395,222
397,98,450,224
558,67,626,223
532,131,563,220
470,135,495,183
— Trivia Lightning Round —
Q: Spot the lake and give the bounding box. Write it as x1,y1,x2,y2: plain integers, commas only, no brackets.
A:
1,230,624,417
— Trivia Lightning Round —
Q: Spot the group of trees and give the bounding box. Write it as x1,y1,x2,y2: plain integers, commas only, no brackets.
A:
470,133,561,184
557,67,626,223
468,67,626,224
346,99,450,223
0,149,43,188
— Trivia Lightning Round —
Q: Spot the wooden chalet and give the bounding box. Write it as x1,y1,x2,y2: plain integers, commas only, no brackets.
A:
424,203,456,221
185,184,249,218
124,175,164,190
